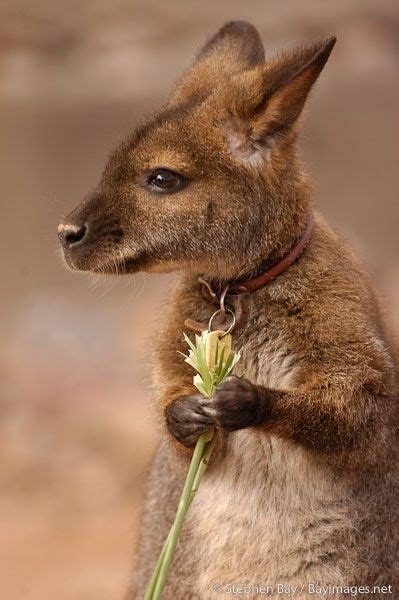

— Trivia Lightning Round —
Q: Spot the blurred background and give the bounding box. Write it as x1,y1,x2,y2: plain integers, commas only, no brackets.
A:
1,1,398,599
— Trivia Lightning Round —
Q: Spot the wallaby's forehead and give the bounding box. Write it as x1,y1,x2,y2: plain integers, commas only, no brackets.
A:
133,98,201,143
107,100,222,176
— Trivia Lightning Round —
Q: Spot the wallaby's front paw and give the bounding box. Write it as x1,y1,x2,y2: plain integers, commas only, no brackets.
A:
201,376,271,432
165,395,214,447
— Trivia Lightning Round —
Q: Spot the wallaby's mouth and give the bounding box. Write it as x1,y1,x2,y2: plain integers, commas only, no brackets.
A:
91,253,151,275
62,249,151,275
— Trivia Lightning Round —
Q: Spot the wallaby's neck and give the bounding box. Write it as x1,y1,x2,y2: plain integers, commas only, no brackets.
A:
231,210,314,290
193,209,314,303
196,192,313,284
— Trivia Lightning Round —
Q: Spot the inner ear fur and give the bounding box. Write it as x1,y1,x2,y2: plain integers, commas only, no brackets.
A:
170,21,265,107
220,37,336,159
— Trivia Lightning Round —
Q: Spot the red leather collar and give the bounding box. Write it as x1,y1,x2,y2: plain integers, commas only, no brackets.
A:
230,212,315,294
200,212,315,301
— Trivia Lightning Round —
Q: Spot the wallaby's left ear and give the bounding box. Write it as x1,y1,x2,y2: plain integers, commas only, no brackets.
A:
221,37,336,161
170,21,265,107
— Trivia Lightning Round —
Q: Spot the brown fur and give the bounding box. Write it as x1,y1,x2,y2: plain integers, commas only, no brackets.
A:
58,22,398,599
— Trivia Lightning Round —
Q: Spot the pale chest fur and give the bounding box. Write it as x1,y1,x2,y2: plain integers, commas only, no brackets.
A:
175,329,354,597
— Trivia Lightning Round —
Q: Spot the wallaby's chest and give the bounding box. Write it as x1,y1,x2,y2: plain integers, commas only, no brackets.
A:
237,326,300,388
179,430,350,596
171,315,352,594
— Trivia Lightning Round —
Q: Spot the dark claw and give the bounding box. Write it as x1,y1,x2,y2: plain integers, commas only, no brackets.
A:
201,375,268,431
165,395,214,447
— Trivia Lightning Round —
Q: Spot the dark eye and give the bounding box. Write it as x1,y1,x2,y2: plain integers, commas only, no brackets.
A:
147,168,186,194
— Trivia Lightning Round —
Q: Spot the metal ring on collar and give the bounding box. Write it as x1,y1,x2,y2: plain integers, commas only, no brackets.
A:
208,308,236,337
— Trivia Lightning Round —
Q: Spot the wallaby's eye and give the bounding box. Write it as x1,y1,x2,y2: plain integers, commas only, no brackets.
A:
147,168,187,194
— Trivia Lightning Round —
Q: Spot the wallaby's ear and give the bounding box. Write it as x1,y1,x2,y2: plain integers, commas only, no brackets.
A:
221,37,336,162
170,21,265,106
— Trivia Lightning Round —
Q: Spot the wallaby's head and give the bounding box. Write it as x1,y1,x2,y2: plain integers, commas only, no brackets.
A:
58,21,335,281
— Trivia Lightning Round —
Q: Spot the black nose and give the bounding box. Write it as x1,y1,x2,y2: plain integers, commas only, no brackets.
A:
58,221,87,249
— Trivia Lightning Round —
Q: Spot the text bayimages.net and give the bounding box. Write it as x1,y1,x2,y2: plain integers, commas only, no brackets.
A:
211,582,393,596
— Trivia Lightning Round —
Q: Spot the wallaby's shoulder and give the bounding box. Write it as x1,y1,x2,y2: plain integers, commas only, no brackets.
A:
266,214,392,356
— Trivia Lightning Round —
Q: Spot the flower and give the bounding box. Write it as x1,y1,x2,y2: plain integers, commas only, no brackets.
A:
181,330,241,398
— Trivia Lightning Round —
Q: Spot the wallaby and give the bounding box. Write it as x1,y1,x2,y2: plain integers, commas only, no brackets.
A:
58,21,398,599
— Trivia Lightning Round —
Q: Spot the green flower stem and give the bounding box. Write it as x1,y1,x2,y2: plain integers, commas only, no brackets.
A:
189,430,217,505
144,529,172,600
149,432,207,599
145,430,217,599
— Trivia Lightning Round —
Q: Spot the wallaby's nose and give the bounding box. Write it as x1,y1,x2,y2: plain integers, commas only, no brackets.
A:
58,221,88,249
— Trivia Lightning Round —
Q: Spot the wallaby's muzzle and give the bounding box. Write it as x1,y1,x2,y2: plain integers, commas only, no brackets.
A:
58,191,126,272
